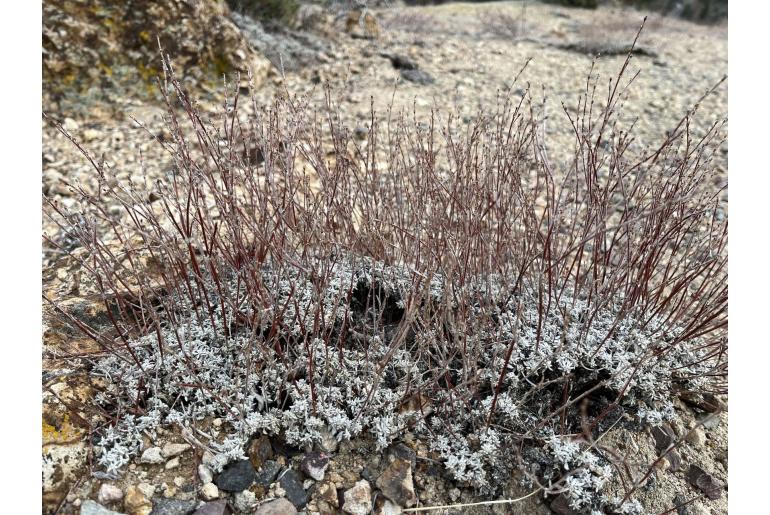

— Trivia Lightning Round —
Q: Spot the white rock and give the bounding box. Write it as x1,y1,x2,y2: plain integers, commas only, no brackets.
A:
686,427,706,447
139,447,164,464
233,490,258,512
173,476,185,488
97,483,123,504
255,498,298,515
165,457,180,470
162,442,191,458
202,450,218,469
137,483,155,498
343,480,372,515
198,464,214,484
82,128,100,142
62,117,79,132
201,482,220,501
43,440,87,499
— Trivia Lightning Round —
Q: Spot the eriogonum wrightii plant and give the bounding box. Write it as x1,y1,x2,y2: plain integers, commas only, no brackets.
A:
44,30,726,513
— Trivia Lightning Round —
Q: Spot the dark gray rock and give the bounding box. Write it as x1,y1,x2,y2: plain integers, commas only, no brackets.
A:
686,465,723,500
386,54,418,70
665,450,683,472
271,437,303,458
678,391,725,413
673,493,694,515
192,500,229,515
360,465,377,484
400,69,434,85
254,460,283,487
150,497,198,515
300,452,330,481
354,126,368,140
279,469,310,509
557,42,658,58
214,459,257,492
549,494,579,515
651,424,676,453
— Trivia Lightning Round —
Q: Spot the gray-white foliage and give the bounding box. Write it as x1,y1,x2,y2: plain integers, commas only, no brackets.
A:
89,257,712,513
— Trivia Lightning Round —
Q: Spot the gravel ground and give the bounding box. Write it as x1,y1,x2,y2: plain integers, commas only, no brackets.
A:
43,1,728,215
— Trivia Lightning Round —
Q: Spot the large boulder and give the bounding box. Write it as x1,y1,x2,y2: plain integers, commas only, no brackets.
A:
43,0,272,110
42,374,94,513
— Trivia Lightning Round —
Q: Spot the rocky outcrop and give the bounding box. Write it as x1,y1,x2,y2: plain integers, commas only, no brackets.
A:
42,375,92,512
43,0,272,110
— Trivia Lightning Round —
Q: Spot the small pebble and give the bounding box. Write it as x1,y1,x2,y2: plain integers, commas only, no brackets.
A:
62,117,79,132
233,490,257,512
162,442,191,458
343,480,372,515
97,483,123,504
82,128,100,142
137,483,155,498
255,498,298,515
152,498,198,515
79,500,121,515
199,464,214,484
193,499,229,515
686,427,706,447
124,485,152,515
139,447,164,464
201,482,220,501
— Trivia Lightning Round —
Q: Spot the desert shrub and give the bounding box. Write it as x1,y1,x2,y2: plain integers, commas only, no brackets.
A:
44,30,726,512
478,6,527,40
544,0,599,9
621,0,727,22
226,0,300,26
